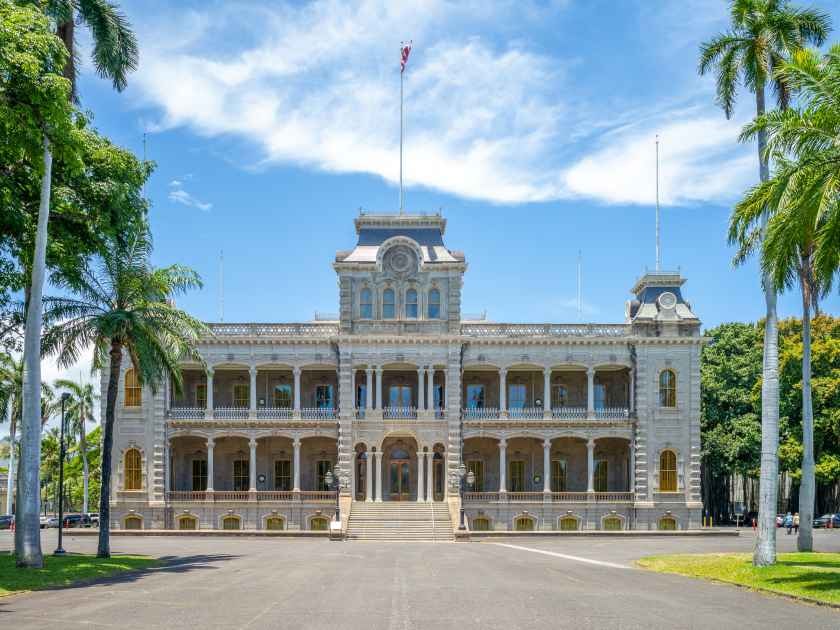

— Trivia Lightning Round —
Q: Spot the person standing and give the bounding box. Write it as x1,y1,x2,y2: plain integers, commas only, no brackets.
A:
784,512,793,535
793,513,800,535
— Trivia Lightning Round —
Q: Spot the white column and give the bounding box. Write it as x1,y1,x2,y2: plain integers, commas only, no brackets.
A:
206,369,214,417
629,370,635,413
418,368,425,411
293,439,301,492
249,366,257,413
164,440,172,495
375,367,383,410
426,367,434,410
499,369,507,415
587,367,595,416
249,438,258,492
365,451,373,501
543,439,551,493
587,438,595,493
426,452,433,501
498,439,507,493
629,443,636,494
543,368,552,415
206,438,214,492
375,451,383,502
365,368,373,411
417,451,425,501
293,368,301,413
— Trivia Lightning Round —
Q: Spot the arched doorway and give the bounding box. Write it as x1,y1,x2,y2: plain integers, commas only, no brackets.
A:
432,444,446,501
381,436,418,501
355,444,368,501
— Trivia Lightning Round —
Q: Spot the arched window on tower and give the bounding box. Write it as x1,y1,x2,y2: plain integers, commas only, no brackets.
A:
659,369,676,407
428,288,441,319
124,448,142,490
124,368,141,407
383,288,395,319
405,289,418,319
360,288,373,319
659,450,678,492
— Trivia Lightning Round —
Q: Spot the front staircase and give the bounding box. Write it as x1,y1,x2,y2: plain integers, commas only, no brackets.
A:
346,501,454,541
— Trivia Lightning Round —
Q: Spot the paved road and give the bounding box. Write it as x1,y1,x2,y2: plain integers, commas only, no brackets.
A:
1,530,838,629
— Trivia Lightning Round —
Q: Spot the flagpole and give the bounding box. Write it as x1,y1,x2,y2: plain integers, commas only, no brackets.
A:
399,46,404,215
655,135,661,271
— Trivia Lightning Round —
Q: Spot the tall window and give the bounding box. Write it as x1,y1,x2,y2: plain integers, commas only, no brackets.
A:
405,289,418,318
428,288,441,319
660,450,678,492
659,369,676,407
196,383,207,408
594,460,608,492
191,459,207,491
233,383,249,407
388,385,412,408
382,288,395,319
551,460,567,492
360,288,373,319
273,384,292,408
509,461,525,492
552,384,568,408
317,460,332,491
467,460,484,491
508,384,527,409
466,384,485,408
233,460,249,491
274,460,291,491
124,368,141,407
356,384,367,409
594,383,606,410
315,384,334,409
124,449,142,490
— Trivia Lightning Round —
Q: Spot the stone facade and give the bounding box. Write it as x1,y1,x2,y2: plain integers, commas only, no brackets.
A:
106,213,704,532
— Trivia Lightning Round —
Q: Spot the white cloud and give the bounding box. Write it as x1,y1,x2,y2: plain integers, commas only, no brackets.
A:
168,186,212,211
128,0,755,206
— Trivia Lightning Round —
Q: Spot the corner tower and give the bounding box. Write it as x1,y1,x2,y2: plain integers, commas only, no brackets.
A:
333,213,466,335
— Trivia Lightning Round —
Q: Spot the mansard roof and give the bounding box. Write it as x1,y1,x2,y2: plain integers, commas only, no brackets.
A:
336,212,462,264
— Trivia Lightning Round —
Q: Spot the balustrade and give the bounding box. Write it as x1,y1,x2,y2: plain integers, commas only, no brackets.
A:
507,407,543,420
382,406,418,419
594,407,630,419
460,323,629,338
256,407,293,420
301,407,337,420
167,407,206,420
208,323,339,337
213,407,248,420
462,491,634,503
461,407,500,420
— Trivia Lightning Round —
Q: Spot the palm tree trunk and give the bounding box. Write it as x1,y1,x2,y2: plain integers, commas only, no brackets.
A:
4,406,14,516
80,419,89,515
98,341,122,558
753,83,780,568
797,257,815,552
17,136,53,568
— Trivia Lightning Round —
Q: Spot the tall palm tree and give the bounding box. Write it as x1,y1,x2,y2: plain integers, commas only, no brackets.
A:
54,378,98,514
42,227,206,557
698,0,830,567
0,353,23,516
732,46,840,552
17,0,138,568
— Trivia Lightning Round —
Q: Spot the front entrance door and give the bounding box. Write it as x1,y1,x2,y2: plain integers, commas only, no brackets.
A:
389,460,410,500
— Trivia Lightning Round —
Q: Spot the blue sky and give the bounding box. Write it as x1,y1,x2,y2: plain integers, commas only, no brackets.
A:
59,0,840,355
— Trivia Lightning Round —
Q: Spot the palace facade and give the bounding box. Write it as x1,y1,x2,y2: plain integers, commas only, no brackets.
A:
107,213,704,535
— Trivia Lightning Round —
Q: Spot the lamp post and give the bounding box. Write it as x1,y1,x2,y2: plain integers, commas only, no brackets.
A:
325,468,340,523
54,392,71,556
458,464,475,530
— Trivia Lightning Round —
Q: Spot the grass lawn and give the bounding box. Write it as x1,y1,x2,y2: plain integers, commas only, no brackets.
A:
0,553,157,597
638,552,840,606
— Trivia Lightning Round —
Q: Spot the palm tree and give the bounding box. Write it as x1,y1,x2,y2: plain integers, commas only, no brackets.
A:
732,46,840,552
698,0,830,567
17,0,138,568
42,227,206,557
54,379,98,514
0,353,23,516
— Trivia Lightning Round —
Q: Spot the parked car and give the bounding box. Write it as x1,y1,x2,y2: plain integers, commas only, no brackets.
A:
87,513,99,526
813,513,840,528
40,515,50,528
0,514,13,530
43,517,59,528
63,513,93,528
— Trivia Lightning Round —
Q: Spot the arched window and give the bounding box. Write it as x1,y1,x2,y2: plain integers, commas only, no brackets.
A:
360,288,373,319
382,288,395,319
659,450,678,492
659,369,676,407
471,517,491,531
178,515,198,530
405,288,418,319
658,516,677,531
266,516,285,530
222,515,241,530
124,515,143,530
124,449,142,490
560,516,579,531
428,288,441,319
124,368,141,407
514,516,535,531
310,516,329,531
603,516,623,531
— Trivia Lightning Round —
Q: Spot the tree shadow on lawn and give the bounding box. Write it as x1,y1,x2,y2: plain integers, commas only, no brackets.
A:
765,569,840,596
0,552,239,607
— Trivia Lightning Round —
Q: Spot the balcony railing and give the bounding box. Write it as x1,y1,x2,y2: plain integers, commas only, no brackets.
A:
460,323,630,338
167,490,337,503
551,406,587,420
207,322,339,337
595,407,630,420
213,407,248,420
301,407,336,420
462,407,500,420
168,407,206,420
507,407,544,420
463,491,634,503
383,406,418,419
256,407,293,420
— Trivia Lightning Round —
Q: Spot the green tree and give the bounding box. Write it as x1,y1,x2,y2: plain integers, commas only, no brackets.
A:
54,378,97,513
14,0,137,568
42,227,206,557
698,0,830,566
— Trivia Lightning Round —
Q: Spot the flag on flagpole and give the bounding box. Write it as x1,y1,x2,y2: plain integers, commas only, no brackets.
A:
401,42,412,73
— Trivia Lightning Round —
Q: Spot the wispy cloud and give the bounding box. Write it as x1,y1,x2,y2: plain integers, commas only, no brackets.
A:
168,178,212,211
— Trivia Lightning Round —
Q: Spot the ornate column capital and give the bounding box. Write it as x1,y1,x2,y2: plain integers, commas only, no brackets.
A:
543,439,551,450
249,438,258,449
